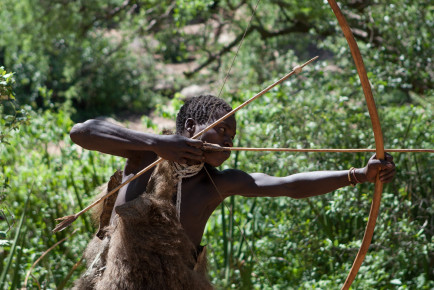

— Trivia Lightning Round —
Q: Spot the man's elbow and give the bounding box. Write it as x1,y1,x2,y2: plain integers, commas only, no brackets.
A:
69,125,81,144
69,120,95,145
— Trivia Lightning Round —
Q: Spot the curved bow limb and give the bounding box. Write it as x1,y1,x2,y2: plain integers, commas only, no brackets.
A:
326,1,385,289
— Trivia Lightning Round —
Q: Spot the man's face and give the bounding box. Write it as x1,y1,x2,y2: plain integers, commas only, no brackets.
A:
188,114,237,167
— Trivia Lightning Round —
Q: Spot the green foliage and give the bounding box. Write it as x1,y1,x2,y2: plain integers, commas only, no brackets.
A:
0,109,123,288
0,67,30,145
201,75,432,288
0,0,161,118
1,1,431,116
367,0,432,94
0,0,432,289
0,67,15,99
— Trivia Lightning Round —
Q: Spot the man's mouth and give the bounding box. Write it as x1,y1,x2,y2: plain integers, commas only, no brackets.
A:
202,142,230,152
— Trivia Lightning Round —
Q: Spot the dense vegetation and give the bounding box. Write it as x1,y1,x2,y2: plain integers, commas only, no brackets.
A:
1,0,432,289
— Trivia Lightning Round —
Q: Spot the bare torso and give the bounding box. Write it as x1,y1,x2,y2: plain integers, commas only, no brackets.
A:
112,155,223,247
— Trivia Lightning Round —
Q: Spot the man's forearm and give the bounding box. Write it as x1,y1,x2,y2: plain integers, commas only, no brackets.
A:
226,168,367,199
70,119,158,157
285,169,366,199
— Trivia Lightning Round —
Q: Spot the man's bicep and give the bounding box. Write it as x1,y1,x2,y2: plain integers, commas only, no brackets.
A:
221,170,296,198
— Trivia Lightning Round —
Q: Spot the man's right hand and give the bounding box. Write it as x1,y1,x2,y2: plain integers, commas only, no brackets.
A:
153,135,204,164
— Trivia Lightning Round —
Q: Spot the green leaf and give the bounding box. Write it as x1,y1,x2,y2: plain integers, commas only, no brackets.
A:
390,279,402,285
0,239,11,246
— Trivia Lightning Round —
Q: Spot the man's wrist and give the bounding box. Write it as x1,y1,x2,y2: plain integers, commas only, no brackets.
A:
355,168,368,183
148,133,160,149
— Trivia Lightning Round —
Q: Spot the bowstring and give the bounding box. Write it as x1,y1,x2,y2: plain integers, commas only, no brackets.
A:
196,0,273,285
201,0,261,129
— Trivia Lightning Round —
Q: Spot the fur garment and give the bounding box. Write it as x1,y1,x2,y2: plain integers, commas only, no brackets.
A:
74,161,212,289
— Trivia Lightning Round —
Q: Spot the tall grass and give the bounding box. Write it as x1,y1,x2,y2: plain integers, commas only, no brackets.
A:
0,187,31,288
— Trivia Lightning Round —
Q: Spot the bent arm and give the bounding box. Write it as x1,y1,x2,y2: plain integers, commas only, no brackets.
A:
70,119,160,159
70,119,205,164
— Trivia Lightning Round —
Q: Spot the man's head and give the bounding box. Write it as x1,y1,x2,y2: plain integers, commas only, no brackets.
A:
176,95,236,167
176,95,232,135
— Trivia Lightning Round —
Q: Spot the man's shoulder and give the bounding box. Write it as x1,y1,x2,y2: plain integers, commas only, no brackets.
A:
205,165,248,178
204,166,253,195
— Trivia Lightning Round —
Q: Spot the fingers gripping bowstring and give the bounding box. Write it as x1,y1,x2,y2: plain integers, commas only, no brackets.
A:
198,0,273,285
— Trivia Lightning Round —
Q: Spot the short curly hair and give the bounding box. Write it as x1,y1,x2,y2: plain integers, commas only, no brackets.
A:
176,94,232,134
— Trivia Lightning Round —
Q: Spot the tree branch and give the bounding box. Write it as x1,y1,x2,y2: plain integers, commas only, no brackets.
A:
184,21,313,77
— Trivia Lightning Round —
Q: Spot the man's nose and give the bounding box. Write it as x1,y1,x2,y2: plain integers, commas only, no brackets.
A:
224,138,233,147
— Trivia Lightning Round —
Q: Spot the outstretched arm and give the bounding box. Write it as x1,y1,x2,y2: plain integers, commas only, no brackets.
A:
219,154,395,199
70,119,205,163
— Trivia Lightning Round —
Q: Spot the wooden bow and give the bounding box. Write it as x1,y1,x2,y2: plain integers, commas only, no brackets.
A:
327,1,385,289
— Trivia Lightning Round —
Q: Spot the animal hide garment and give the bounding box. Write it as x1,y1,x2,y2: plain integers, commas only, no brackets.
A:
74,160,212,290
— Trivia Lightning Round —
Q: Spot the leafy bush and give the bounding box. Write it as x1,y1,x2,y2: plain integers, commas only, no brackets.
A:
0,67,30,145
0,0,161,118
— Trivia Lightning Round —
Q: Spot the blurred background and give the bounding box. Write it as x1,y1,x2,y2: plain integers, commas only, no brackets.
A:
0,0,432,288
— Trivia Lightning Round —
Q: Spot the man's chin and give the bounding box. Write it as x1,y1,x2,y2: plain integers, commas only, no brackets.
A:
206,151,230,167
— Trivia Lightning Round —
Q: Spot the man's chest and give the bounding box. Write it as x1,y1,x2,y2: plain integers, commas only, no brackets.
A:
178,178,222,243
180,178,220,219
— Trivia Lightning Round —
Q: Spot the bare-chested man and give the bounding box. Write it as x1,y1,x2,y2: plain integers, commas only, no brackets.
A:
70,94,395,254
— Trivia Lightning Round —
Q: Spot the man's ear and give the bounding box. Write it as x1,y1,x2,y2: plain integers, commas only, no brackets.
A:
184,118,196,137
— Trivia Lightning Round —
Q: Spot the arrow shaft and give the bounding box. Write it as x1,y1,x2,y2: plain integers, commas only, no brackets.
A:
202,145,433,153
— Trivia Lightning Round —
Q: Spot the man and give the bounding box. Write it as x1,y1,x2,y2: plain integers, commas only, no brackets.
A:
70,94,395,287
